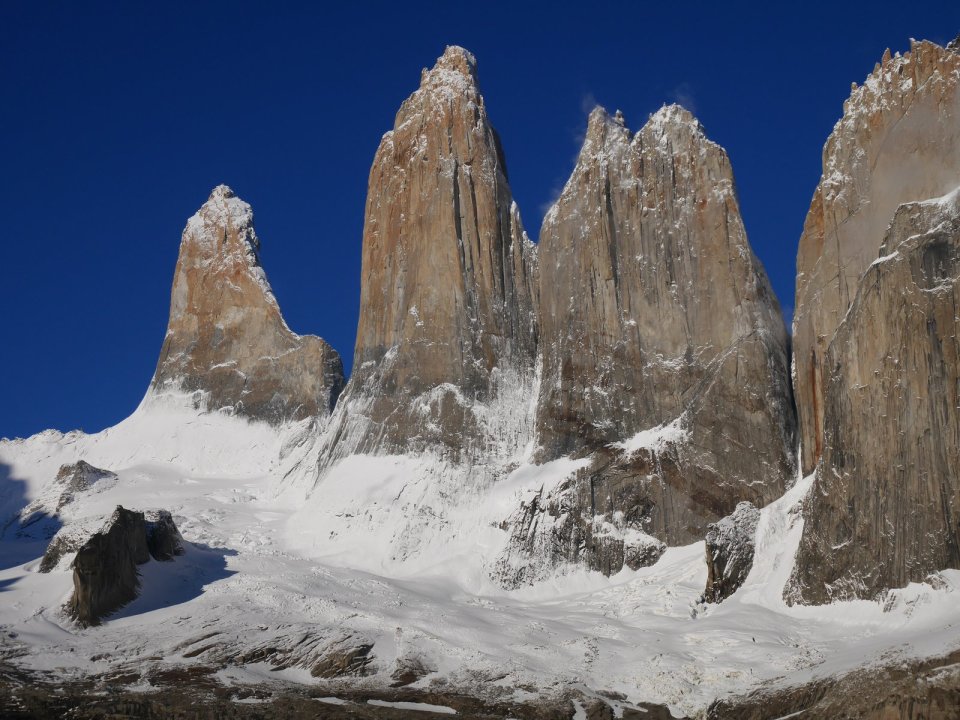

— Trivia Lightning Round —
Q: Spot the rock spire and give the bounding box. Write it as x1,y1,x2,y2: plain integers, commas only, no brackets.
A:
149,185,344,424
325,45,539,461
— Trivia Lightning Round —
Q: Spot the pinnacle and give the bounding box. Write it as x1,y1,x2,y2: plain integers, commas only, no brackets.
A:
437,45,477,74
208,184,236,202
586,106,628,132
587,105,610,127
649,103,697,126
422,45,479,87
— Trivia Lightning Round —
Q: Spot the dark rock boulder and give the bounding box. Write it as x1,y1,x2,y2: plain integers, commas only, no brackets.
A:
63,505,186,626
702,501,760,603
68,506,150,627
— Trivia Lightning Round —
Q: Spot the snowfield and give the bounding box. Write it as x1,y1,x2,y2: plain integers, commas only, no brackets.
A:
2,399,960,717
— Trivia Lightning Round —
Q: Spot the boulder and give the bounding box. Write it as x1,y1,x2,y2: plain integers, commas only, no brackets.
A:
68,506,149,627
61,505,186,626
702,501,760,603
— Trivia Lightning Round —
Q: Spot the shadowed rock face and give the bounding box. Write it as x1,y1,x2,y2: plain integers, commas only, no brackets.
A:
793,40,960,474
496,106,794,582
66,506,186,626
145,509,184,561
68,506,150,627
150,185,344,425
787,188,960,604
326,46,539,462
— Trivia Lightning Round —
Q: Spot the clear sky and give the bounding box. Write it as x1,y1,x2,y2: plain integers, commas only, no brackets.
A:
2,1,957,439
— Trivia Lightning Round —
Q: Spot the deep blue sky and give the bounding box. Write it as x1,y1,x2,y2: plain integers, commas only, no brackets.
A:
2,2,957,438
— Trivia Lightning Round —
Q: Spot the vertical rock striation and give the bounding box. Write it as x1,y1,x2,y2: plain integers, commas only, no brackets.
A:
793,40,960,474
787,187,960,603
326,46,539,461
497,106,795,583
149,185,344,425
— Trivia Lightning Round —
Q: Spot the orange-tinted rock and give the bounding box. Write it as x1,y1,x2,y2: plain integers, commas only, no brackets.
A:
149,186,344,424
326,47,538,461
787,187,960,604
793,40,960,474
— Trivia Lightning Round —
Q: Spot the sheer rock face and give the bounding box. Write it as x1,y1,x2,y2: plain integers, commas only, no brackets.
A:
149,185,344,425
703,501,760,603
787,188,960,604
793,40,960,474
515,106,794,572
328,46,539,461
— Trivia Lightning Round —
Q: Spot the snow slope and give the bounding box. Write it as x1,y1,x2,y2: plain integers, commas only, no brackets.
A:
2,404,960,717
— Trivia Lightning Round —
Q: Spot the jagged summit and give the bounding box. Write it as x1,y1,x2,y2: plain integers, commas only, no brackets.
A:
321,39,538,463
502,84,796,583
793,36,960,474
148,185,344,425
585,105,626,129
429,45,477,77
208,183,235,200
180,184,262,274
643,103,706,139
581,103,707,154
416,45,480,98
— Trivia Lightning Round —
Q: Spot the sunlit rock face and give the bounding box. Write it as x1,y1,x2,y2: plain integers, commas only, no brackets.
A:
495,105,796,585
326,46,539,462
787,187,960,604
149,185,344,425
793,39,960,475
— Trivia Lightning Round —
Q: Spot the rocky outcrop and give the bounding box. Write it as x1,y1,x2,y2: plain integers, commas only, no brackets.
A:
52,461,116,511
325,46,539,462
497,106,795,582
495,462,668,586
703,501,760,603
793,39,960,474
149,185,344,425
707,647,960,720
65,505,184,626
787,187,960,604
68,506,150,626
